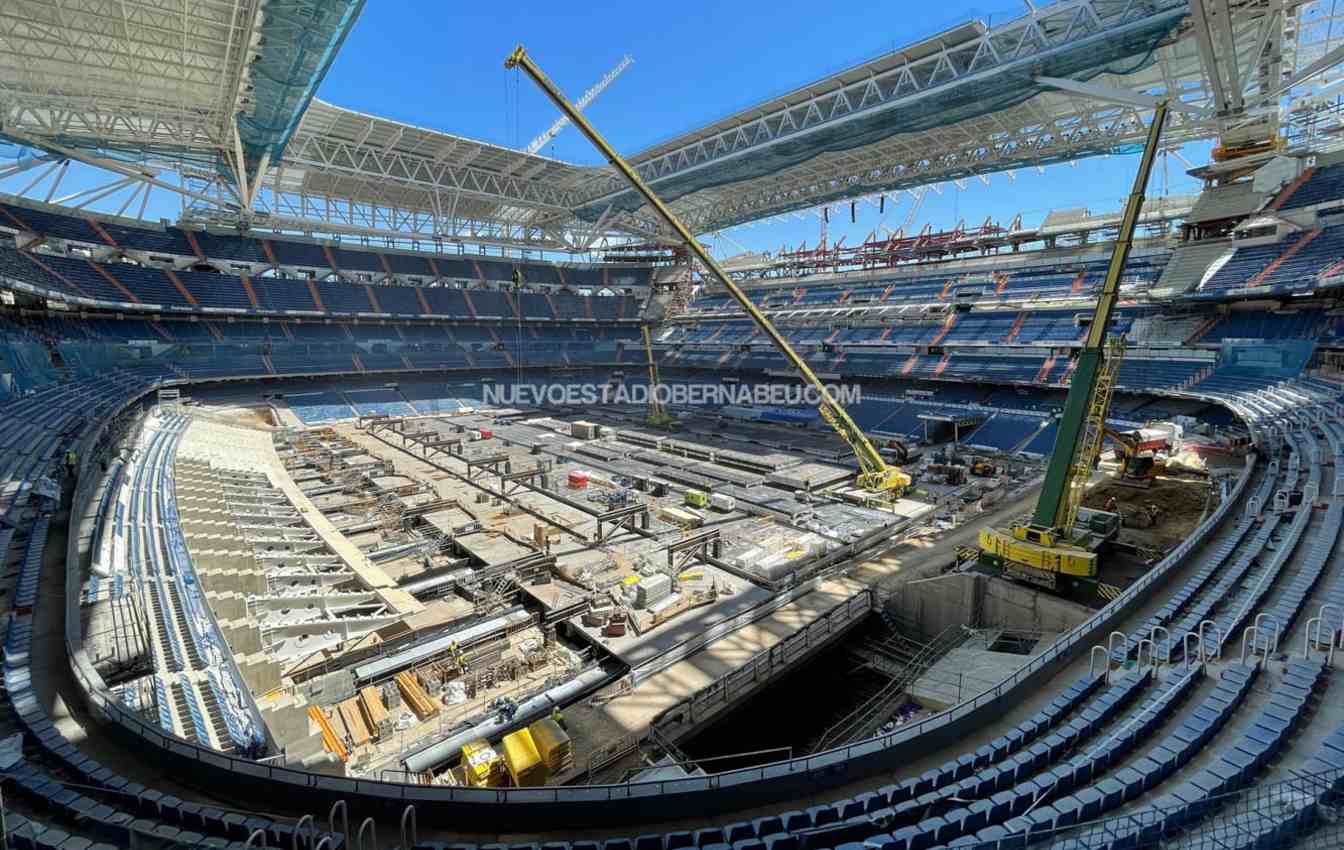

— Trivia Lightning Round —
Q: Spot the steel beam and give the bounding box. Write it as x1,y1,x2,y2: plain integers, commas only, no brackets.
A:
1035,76,1206,116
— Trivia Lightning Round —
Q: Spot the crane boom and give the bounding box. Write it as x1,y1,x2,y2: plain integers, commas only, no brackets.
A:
978,100,1168,587
642,323,675,428
1033,101,1168,530
525,55,633,155
505,45,908,494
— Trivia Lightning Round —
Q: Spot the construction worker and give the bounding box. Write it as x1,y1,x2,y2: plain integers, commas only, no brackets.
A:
64,448,78,480
551,706,566,730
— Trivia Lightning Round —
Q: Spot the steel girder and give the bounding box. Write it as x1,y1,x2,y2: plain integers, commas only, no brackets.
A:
251,188,568,251
571,1,1189,208
278,133,580,215
0,0,261,161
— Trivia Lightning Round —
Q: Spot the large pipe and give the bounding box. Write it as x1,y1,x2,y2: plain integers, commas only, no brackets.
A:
352,608,532,683
399,567,473,598
403,666,613,774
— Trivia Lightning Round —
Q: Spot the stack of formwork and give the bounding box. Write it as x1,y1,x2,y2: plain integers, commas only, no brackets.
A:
500,728,548,786
358,686,390,739
723,526,831,582
527,717,574,774
462,739,506,787
634,573,672,608
337,698,371,747
570,421,600,440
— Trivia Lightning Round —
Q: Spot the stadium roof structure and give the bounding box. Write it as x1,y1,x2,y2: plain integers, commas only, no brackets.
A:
271,99,597,248
0,0,363,210
1,0,1342,252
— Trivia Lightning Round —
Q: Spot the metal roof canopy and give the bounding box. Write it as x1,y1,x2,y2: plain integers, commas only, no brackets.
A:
2,0,1343,252
0,0,262,162
264,99,595,249
627,21,988,166
248,0,1337,245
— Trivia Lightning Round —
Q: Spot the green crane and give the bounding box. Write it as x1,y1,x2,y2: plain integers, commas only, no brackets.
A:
979,100,1169,588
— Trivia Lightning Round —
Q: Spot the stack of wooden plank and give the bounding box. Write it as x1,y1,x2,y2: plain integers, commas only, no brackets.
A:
359,686,391,740
395,671,439,720
337,698,371,748
308,705,348,762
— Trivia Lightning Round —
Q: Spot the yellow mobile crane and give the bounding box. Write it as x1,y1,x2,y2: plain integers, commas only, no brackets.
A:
641,323,677,430
506,46,909,495
978,101,1169,591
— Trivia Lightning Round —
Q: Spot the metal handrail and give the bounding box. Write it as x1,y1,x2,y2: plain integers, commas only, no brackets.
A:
1089,646,1109,681
1197,620,1222,662
812,622,964,751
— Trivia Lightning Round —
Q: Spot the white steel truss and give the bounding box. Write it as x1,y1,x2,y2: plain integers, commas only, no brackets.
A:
571,1,1196,207
0,0,262,161
2,0,1344,249
657,0,1341,234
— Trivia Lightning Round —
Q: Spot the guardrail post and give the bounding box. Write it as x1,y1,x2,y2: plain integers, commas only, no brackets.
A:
1320,603,1344,649
1135,638,1154,668
293,814,313,850
1108,631,1128,660
401,804,418,849
1197,620,1222,662
246,828,268,848
1183,633,1202,671
1308,615,1339,666
357,817,376,850
1150,625,1170,666
1241,626,1261,667
1254,613,1282,655
1090,646,1109,682
1305,617,1322,659
328,801,347,849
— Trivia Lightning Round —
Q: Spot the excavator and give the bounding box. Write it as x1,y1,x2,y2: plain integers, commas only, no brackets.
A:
978,100,1169,592
506,46,910,497
1104,427,1167,485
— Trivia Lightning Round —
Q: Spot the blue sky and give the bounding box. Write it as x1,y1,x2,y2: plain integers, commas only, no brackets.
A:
1,1,1212,257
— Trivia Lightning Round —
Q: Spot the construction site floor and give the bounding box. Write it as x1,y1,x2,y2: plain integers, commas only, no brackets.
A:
559,578,866,783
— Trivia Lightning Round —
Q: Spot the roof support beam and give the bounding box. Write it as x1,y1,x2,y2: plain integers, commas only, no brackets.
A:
230,118,252,208
1243,5,1281,101
8,156,61,197
4,129,239,212
116,181,148,217
1034,76,1206,116
1211,0,1244,112
56,176,135,209
1264,42,1344,102
43,160,69,203
248,150,272,209
0,153,57,183
1190,0,1234,114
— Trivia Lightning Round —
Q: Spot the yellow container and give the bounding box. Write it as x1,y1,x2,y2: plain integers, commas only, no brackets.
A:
500,728,548,787
461,739,504,787
527,717,574,773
